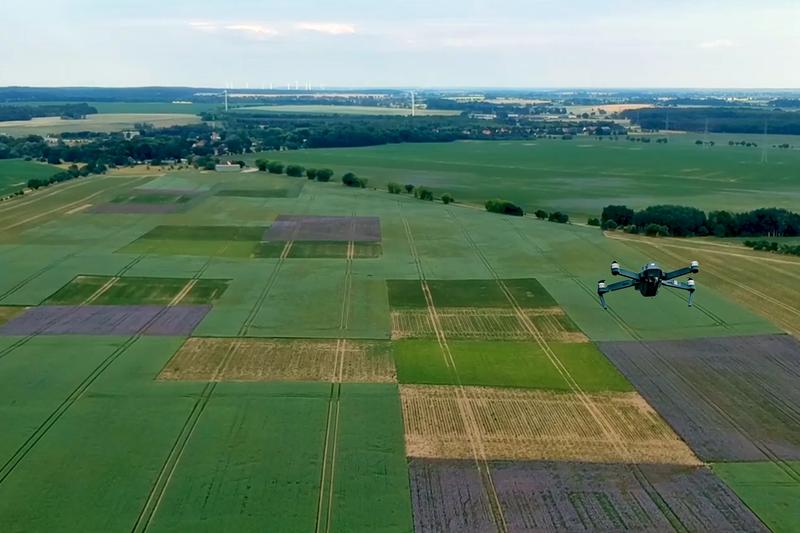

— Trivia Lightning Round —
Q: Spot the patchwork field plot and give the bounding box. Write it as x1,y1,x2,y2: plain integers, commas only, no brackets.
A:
400,384,698,464
0,113,200,136
0,305,210,336
263,215,381,242
255,240,382,259
394,340,630,391
120,225,267,258
713,461,800,533
391,307,583,341
387,278,557,310
409,459,767,532
89,190,205,214
159,337,396,382
44,275,229,305
599,334,800,461
214,186,302,198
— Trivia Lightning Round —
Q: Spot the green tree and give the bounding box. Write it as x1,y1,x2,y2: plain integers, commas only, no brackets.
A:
316,168,333,182
387,182,402,194
342,172,366,188
266,161,284,174
441,193,454,204
601,205,634,226
587,217,600,226
306,168,317,180
286,164,305,177
534,209,548,220
416,187,434,201
255,158,269,171
548,211,569,223
404,184,415,194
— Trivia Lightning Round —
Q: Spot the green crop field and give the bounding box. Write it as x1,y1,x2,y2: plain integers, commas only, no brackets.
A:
247,135,800,219
233,104,459,116
0,140,795,531
0,113,201,136
0,159,61,195
713,462,800,533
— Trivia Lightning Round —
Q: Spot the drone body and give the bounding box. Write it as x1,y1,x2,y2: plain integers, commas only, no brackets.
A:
597,260,699,309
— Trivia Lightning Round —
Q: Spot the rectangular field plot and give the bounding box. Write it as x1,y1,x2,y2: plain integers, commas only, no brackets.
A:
400,385,699,464
44,275,229,305
89,191,205,214
394,340,631,392
386,278,558,310
254,241,382,259
0,305,210,336
409,459,768,532
119,225,266,258
214,187,301,198
391,307,585,342
713,461,800,533
263,215,381,242
159,337,396,383
599,334,800,461
146,382,330,532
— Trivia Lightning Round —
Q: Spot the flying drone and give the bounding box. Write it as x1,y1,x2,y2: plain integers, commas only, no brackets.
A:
597,260,699,309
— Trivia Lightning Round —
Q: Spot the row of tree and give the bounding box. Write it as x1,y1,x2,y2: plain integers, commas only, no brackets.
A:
601,204,800,237
0,103,97,122
744,240,800,257
27,162,106,190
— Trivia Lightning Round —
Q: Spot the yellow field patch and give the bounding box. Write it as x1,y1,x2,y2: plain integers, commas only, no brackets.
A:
400,384,699,465
159,337,396,383
391,307,586,342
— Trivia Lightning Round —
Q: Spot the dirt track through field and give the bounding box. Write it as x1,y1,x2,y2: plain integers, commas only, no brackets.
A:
399,202,508,533
238,240,292,335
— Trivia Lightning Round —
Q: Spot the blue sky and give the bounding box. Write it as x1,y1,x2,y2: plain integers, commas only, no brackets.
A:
3,0,798,88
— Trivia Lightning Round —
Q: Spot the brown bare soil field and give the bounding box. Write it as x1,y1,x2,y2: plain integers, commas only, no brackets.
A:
391,307,585,342
159,337,395,383
400,385,699,465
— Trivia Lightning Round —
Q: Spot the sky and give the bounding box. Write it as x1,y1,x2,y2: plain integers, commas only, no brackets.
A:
2,0,799,88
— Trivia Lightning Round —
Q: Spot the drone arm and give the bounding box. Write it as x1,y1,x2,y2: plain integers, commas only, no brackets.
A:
661,279,697,306
609,261,640,280
663,261,700,280
597,278,636,309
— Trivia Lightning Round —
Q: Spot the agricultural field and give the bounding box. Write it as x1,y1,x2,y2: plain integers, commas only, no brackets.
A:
248,135,800,219
233,104,459,116
0,113,200,136
0,143,795,531
0,159,61,196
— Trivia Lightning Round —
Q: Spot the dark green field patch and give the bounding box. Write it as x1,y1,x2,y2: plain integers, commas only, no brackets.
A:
386,280,427,309
427,279,510,308
44,275,230,305
393,339,632,392
503,278,558,308
138,225,267,241
253,241,382,259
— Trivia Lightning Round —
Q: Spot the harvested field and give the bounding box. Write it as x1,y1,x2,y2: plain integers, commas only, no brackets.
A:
0,304,210,336
159,337,396,382
262,215,381,242
400,385,699,464
391,307,585,342
410,459,768,532
599,334,800,461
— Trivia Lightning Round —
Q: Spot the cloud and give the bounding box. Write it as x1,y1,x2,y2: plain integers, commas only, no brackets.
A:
699,39,735,49
295,22,356,35
188,21,218,32
225,24,278,36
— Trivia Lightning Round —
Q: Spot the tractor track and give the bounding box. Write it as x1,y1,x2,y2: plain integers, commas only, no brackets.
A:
401,203,509,533
315,215,356,533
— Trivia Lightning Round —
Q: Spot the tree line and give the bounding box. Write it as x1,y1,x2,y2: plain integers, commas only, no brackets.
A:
601,204,800,237
623,107,800,135
0,103,97,122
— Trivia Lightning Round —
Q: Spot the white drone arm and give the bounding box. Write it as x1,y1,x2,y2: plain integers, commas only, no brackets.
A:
661,278,697,306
